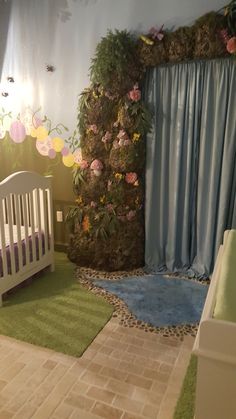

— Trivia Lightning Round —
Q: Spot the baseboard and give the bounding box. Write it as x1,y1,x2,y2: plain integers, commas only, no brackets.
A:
54,242,68,253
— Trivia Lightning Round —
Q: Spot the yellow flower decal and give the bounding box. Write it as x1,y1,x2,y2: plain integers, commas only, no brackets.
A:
30,127,38,137
100,195,106,204
62,153,75,167
140,35,154,45
135,197,139,205
82,215,91,232
132,132,141,142
52,137,64,152
31,126,49,141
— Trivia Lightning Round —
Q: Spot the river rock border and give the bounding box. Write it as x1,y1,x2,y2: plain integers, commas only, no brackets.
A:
76,266,200,340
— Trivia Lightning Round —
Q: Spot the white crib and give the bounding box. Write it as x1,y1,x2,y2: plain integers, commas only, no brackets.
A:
0,171,54,306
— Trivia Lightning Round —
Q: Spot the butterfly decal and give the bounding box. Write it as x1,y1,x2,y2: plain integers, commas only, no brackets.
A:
149,25,164,41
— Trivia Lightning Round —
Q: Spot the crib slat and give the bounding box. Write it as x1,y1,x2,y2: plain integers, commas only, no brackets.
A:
6,195,16,275
35,188,43,258
0,198,8,277
22,193,30,265
29,191,36,262
14,194,23,271
40,189,48,253
46,186,54,253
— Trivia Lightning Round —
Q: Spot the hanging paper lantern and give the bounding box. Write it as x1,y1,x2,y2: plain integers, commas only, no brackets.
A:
62,153,74,167
9,120,26,143
52,137,64,152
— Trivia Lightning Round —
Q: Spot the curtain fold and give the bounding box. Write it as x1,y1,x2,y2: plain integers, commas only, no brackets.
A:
145,58,236,277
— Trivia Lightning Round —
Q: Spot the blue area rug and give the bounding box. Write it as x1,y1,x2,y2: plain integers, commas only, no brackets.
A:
94,275,208,327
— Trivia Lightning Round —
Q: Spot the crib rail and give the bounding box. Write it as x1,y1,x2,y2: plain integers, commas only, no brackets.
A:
0,171,54,303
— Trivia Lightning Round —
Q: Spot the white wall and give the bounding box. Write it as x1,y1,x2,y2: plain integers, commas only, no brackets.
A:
0,0,227,138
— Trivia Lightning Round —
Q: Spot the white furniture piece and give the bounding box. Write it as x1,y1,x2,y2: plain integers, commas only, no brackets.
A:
193,230,236,419
0,171,54,306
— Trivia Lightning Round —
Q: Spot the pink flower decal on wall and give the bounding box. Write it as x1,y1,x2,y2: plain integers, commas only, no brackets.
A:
36,137,53,156
9,120,26,143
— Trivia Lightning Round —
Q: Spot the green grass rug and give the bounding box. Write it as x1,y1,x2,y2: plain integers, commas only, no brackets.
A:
174,355,197,419
0,252,113,357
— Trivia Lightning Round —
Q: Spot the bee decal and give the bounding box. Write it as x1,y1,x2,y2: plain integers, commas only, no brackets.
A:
46,64,55,72
140,35,154,46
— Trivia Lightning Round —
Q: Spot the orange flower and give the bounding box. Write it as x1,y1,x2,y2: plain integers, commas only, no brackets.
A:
82,215,91,232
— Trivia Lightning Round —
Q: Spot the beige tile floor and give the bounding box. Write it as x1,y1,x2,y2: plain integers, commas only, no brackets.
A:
0,318,194,419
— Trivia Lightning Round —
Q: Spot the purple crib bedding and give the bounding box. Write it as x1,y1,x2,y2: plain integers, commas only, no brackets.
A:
0,226,46,277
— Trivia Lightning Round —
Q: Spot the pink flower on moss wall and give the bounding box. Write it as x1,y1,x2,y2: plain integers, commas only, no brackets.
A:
87,124,98,134
227,37,236,54
128,84,141,102
102,131,112,143
126,210,136,221
80,160,89,169
125,172,138,184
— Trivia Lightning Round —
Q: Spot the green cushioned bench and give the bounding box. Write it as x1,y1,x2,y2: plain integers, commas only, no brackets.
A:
193,229,236,419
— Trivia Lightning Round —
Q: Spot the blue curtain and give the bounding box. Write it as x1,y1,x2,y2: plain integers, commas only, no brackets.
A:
145,58,236,278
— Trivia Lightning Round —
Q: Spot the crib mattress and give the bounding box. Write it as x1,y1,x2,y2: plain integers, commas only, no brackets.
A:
0,224,33,248
0,224,45,278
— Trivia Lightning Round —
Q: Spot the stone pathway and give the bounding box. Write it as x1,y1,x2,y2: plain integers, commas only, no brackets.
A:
0,318,194,419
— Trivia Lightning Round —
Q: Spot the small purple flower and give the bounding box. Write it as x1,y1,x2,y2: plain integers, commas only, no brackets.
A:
118,215,126,222
61,146,70,156
126,210,136,221
113,140,119,150
117,129,127,139
107,180,112,191
48,148,57,159
102,131,112,143
124,139,131,146
106,203,114,212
